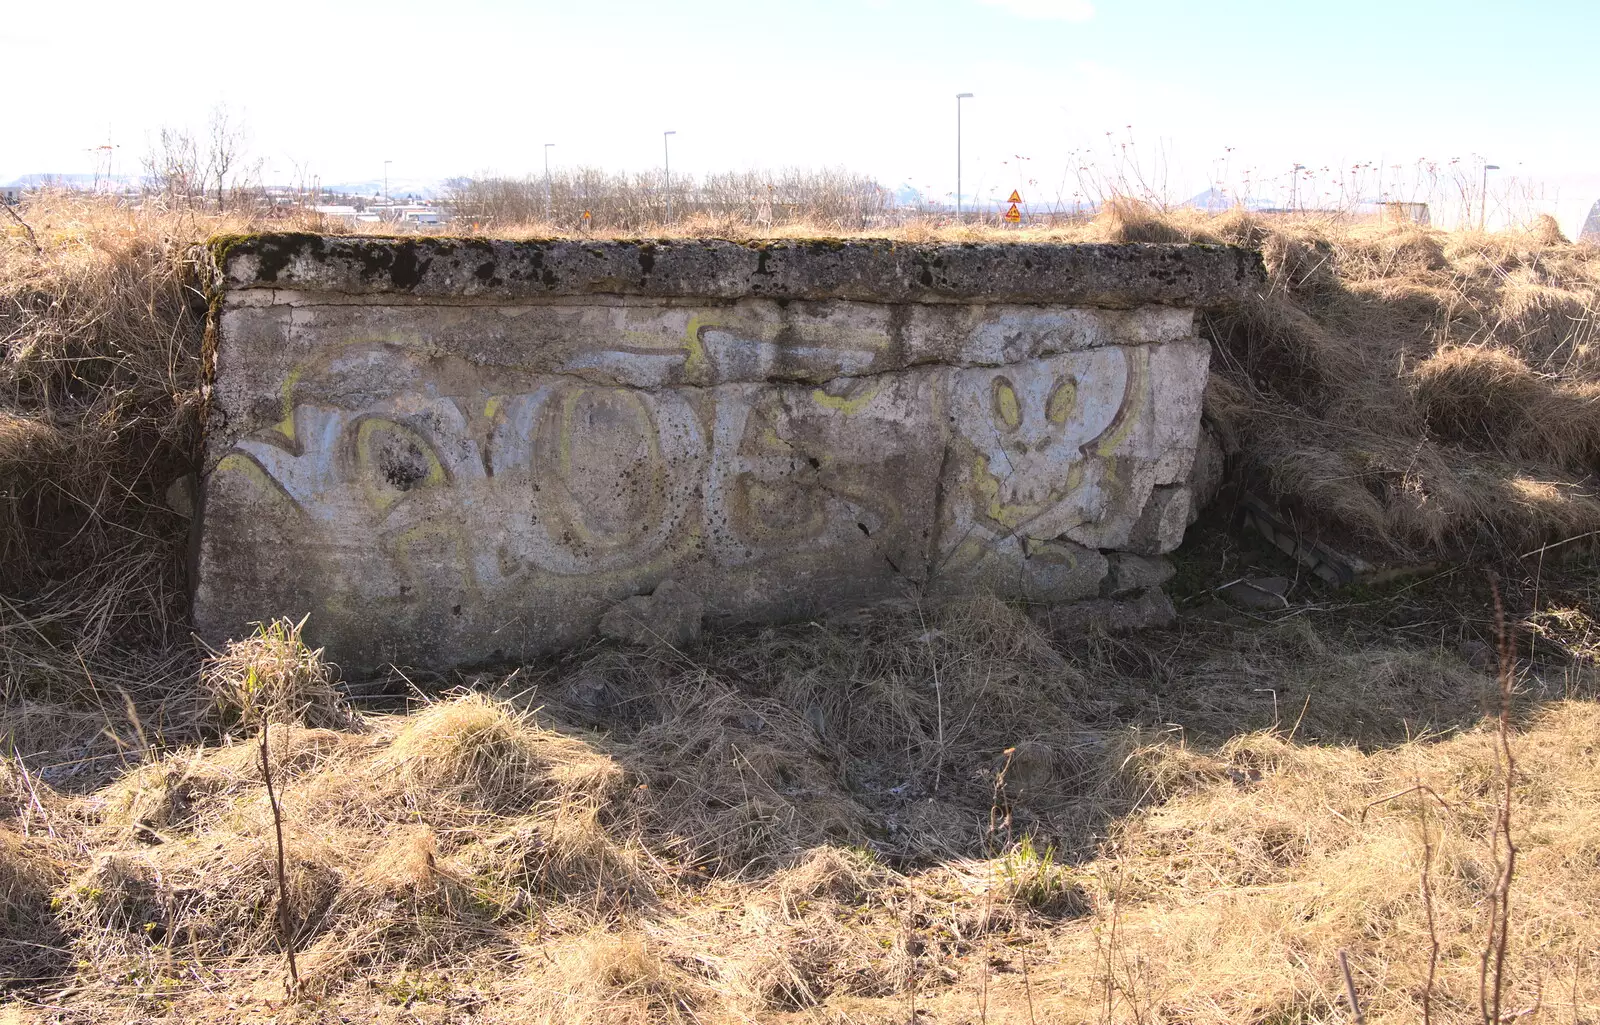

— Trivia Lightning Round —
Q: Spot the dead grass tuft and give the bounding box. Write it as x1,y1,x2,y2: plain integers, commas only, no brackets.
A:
1413,345,1600,469
201,616,346,729
507,928,704,1023
1194,212,1600,557
0,827,68,982
33,691,645,990
0,600,1592,1021
379,692,619,812
1,195,212,642
1093,197,1193,243
1529,212,1570,246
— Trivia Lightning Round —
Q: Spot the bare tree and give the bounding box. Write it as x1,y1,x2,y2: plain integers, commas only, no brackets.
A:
443,165,893,232
207,106,241,212
143,106,261,213
142,126,202,209
206,106,265,212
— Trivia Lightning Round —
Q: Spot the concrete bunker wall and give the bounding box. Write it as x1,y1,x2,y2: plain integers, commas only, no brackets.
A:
197,236,1264,672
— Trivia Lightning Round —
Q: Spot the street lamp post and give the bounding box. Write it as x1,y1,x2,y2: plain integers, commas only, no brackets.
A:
544,143,555,222
1480,163,1500,230
955,92,973,221
1290,163,1304,211
383,160,391,208
663,130,677,226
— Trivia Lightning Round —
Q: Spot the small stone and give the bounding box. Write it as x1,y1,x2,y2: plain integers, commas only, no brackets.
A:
564,674,616,711
1457,639,1498,671
1127,485,1192,555
1102,552,1175,596
598,580,704,648
164,475,196,519
999,740,1056,794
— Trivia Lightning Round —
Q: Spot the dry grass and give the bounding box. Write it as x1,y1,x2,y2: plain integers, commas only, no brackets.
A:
7,189,1600,1021
2,596,1597,1022
200,617,346,730
1183,208,1600,559
41,689,641,995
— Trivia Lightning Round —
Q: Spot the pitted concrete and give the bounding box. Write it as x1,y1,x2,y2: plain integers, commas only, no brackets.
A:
216,234,1262,306
196,235,1263,671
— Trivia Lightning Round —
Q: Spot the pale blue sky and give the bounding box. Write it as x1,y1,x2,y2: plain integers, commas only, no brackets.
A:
5,0,1596,230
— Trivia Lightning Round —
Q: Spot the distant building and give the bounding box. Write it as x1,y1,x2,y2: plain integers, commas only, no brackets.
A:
313,204,382,225
0,183,21,205
1379,202,1430,226
393,205,441,226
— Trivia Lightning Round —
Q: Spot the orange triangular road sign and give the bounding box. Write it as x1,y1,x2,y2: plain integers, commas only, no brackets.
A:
1007,190,1023,204
1004,204,1021,222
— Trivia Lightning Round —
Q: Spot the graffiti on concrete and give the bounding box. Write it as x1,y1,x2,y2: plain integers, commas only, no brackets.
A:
196,235,1255,669
214,323,1169,615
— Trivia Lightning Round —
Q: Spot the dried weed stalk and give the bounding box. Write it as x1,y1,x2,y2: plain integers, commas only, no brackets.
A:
1364,781,1452,1025
1481,576,1521,1025
258,718,302,998
1340,948,1366,1025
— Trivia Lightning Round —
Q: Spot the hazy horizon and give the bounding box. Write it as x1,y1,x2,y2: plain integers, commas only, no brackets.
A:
6,0,1596,232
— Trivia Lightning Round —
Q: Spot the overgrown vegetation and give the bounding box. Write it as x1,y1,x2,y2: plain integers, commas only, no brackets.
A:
3,190,1600,1022
444,167,896,232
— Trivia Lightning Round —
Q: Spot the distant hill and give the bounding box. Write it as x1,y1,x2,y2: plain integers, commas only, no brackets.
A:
319,178,446,200
1,172,448,201
1182,187,1277,212
1581,199,1600,243
1,173,145,189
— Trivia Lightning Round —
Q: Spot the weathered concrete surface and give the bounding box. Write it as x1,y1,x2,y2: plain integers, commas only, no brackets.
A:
216,234,1263,307
598,580,704,648
196,235,1263,671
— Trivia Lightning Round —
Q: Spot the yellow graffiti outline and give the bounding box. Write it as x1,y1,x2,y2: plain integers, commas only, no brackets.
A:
356,417,447,513
942,536,991,574
1046,376,1077,425
271,364,306,442
1022,536,1082,566
732,476,827,543
270,333,437,444
391,520,479,594
682,314,712,379
974,453,1086,532
811,382,882,415
1091,347,1150,457
991,377,1021,431
551,386,666,549
620,310,894,386
214,451,297,508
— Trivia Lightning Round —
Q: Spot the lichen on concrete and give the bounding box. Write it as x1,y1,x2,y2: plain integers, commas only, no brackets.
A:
215,233,1264,308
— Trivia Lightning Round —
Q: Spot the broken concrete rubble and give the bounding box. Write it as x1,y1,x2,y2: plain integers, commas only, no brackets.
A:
598,580,705,648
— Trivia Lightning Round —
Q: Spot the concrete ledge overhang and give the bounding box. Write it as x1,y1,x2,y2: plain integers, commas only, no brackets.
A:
213,234,1266,308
